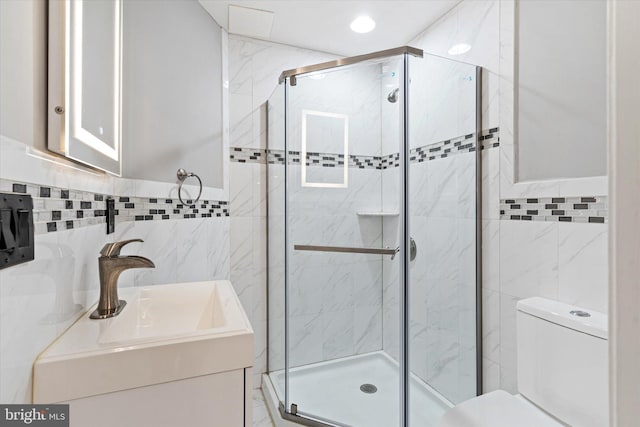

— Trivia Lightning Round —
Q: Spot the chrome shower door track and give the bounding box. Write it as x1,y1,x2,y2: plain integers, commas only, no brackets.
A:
278,46,423,85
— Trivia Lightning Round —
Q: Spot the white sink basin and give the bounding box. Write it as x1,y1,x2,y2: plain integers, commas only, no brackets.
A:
98,282,227,345
33,280,253,403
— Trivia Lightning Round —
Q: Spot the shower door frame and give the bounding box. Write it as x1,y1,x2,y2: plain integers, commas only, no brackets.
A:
269,46,483,427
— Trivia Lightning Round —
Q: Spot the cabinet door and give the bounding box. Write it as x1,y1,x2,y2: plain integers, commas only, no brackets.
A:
67,370,245,427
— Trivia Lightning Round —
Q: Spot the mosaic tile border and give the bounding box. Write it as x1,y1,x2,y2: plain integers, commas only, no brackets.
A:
0,179,229,235
267,150,386,169
230,148,266,164
235,128,500,169
500,196,608,223
480,127,500,150
115,197,228,223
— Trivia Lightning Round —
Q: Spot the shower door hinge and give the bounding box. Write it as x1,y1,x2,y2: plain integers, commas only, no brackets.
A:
290,403,298,415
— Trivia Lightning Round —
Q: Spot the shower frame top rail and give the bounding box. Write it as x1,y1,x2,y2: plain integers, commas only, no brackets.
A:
294,244,397,256
278,46,424,85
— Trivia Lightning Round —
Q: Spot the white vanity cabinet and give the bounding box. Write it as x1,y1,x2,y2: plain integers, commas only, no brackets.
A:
64,369,251,427
33,281,254,427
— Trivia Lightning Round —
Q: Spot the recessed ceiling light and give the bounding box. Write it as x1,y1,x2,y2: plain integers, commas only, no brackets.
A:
350,16,376,34
448,43,472,55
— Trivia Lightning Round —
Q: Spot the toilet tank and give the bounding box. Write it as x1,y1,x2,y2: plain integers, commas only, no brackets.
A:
516,297,608,427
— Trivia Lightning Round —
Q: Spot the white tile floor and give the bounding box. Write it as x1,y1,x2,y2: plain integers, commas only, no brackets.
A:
266,351,451,427
253,389,275,427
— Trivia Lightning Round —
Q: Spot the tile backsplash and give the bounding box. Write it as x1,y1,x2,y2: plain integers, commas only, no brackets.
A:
1,179,229,235
500,196,608,223
233,127,500,169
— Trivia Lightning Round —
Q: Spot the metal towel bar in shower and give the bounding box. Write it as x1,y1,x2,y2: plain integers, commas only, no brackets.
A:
294,237,417,261
294,244,397,256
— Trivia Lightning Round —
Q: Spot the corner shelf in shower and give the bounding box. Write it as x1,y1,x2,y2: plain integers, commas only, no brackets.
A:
356,211,399,217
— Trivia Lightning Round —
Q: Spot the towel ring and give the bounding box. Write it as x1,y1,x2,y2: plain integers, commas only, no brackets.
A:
176,168,202,205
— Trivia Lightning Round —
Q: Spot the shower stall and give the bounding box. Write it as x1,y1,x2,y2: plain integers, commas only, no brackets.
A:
265,46,481,427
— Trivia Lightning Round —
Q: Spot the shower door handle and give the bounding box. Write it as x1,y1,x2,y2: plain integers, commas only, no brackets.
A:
390,237,417,261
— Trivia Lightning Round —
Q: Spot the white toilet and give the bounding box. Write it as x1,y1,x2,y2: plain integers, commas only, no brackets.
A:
438,297,608,427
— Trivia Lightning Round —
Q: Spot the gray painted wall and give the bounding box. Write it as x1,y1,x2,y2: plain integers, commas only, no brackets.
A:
122,0,223,188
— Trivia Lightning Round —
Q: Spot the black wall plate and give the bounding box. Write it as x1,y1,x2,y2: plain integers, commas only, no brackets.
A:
0,193,35,269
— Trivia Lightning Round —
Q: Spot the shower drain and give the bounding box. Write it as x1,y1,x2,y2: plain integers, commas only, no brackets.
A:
360,383,378,394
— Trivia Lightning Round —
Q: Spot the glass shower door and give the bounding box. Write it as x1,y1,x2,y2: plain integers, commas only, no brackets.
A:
282,57,403,427
406,54,480,425
266,47,481,427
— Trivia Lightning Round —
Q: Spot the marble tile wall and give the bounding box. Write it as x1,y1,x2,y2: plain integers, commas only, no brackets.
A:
2,0,609,410
237,0,608,401
408,0,608,397
0,135,230,404
263,46,389,372
228,35,339,387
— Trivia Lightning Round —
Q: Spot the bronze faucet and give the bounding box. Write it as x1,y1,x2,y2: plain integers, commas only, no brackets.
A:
90,239,155,319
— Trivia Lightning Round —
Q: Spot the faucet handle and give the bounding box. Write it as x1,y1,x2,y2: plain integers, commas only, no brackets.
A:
100,239,144,257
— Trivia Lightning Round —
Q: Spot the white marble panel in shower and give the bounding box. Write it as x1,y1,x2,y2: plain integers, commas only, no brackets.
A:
322,309,355,360
426,327,461,403
382,300,400,362
350,259,383,306
423,158,459,219
288,262,327,317
457,346,477,402
380,61,402,157
289,312,323,368
354,306,383,354
424,217,460,281
382,168,401,212
320,266,354,313
348,64,383,156
410,315,430,382
323,215,382,249
288,213,325,247
409,161,428,211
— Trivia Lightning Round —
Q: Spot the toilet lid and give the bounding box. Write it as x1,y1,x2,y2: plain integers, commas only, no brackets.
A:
437,390,563,427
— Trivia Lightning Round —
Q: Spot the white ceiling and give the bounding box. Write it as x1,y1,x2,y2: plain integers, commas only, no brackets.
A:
199,0,461,57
